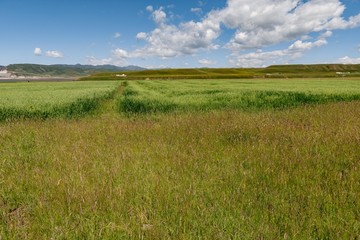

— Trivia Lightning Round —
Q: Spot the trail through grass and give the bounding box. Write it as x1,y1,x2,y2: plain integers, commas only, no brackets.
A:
92,81,126,117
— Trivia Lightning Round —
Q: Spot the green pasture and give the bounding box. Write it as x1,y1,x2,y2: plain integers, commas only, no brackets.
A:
0,78,360,239
0,81,119,120
119,78,360,114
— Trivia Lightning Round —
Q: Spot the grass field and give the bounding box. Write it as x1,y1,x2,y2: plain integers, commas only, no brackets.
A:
118,79,360,114
0,81,120,121
1,78,359,239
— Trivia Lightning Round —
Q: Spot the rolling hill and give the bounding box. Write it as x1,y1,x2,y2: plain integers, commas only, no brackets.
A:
4,63,360,80
79,64,360,80
6,64,145,77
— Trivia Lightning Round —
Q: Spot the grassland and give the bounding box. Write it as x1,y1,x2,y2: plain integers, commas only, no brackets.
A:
118,78,360,114
0,81,120,121
1,78,360,239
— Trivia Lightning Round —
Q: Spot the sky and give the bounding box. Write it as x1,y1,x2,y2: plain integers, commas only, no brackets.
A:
1,0,360,68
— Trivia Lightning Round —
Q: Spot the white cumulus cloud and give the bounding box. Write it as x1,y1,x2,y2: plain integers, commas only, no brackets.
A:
146,5,154,12
46,50,63,58
338,56,360,64
130,0,360,60
112,48,128,59
230,37,328,67
136,32,148,40
85,48,129,66
92,0,360,66
222,0,360,50
34,48,42,56
152,7,167,25
130,6,221,59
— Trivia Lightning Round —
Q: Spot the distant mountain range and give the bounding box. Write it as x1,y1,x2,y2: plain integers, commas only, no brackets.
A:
5,64,145,77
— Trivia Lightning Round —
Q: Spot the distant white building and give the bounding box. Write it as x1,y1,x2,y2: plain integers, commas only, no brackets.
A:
116,74,127,77
0,69,10,77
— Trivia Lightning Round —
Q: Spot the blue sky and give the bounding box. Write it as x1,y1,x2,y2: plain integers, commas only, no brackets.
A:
1,0,360,68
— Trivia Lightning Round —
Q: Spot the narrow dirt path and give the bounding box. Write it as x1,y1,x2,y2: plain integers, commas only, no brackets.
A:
93,81,126,118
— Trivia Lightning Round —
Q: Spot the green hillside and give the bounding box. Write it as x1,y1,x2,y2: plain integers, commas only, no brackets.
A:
80,64,360,80
5,63,360,79
262,64,360,77
6,64,145,77
265,64,360,72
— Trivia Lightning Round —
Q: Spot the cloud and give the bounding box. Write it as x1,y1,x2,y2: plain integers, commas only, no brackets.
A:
114,32,121,39
198,59,215,66
85,48,129,66
46,50,63,58
86,56,113,65
130,7,221,59
136,32,148,40
338,56,360,64
288,39,327,52
146,5,154,12
86,55,127,66
89,0,360,67
191,8,202,14
230,38,328,67
34,48,42,56
222,0,360,50
152,7,167,25
320,31,333,39
229,50,287,68
129,0,360,60
112,48,128,59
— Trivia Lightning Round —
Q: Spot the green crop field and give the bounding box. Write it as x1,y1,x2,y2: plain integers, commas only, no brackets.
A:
0,81,120,121
1,78,359,239
80,64,360,80
119,78,360,114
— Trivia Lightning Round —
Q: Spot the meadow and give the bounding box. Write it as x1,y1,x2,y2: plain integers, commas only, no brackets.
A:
0,81,119,121
119,79,360,114
0,78,359,239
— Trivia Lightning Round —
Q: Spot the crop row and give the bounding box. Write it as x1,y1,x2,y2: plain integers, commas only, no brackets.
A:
1,79,360,120
117,79,360,114
0,81,119,121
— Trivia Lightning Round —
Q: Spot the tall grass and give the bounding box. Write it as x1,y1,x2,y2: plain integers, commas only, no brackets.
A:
0,101,359,239
1,78,359,238
118,79,360,114
0,81,120,121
